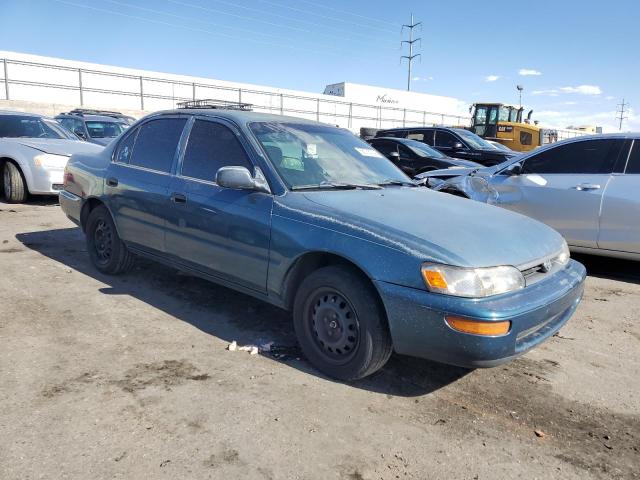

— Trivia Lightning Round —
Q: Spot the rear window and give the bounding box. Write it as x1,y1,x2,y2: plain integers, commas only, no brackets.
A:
626,140,640,174
129,118,187,173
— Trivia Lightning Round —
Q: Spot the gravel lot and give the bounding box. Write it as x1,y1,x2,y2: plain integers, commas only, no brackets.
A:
1,199,639,480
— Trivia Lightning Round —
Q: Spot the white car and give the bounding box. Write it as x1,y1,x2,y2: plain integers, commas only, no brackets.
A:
1,111,103,202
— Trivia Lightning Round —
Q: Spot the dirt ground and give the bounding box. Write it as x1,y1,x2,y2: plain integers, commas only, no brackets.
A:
1,198,639,480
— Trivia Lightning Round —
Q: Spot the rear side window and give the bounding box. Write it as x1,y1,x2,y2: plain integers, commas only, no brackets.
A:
181,120,252,182
129,118,187,172
435,130,460,148
115,128,137,163
523,139,623,174
626,140,640,174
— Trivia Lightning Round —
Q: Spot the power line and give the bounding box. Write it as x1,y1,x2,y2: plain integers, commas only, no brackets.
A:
256,0,398,35
51,0,348,57
401,13,421,91
166,0,394,45
295,0,401,28
616,98,629,131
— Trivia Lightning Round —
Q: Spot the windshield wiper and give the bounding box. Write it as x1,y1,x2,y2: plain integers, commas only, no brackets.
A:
291,181,382,191
375,179,419,187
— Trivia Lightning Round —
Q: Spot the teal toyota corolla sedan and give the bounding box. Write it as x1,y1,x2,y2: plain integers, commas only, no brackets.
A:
59,102,586,380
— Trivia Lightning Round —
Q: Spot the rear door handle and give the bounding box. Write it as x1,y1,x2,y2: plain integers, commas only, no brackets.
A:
171,192,187,204
574,183,601,191
106,177,118,187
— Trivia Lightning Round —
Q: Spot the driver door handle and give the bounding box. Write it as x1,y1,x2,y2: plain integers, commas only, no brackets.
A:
106,177,118,187
574,183,601,191
171,192,187,204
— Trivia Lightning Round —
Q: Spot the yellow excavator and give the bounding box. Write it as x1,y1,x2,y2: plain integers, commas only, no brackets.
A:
469,102,561,152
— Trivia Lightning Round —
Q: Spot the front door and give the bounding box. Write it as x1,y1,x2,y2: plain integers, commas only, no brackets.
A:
165,118,273,293
492,138,625,248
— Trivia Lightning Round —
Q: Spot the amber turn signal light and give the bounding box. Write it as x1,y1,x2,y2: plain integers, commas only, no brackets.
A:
446,316,511,336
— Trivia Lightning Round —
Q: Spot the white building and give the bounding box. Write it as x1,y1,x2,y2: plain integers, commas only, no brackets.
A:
0,50,469,132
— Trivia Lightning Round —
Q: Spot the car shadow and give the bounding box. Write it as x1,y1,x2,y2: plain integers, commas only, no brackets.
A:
16,226,470,397
572,253,640,285
0,195,60,207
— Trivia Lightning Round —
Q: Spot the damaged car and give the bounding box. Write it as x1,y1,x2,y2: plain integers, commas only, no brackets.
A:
419,134,640,260
60,103,585,381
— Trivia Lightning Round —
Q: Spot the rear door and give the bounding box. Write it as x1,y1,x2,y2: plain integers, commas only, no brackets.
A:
597,139,640,253
492,138,624,248
165,117,273,293
106,116,187,254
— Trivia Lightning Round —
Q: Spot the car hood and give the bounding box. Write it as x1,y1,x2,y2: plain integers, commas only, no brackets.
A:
2,138,103,155
88,137,116,146
294,187,565,269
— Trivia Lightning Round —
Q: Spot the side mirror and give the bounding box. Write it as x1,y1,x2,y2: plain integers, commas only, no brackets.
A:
216,166,271,193
388,151,400,160
505,163,522,176
452,142,464,150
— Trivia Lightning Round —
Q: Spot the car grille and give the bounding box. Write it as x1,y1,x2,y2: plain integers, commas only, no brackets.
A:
52,184,64,191
520,256,563,286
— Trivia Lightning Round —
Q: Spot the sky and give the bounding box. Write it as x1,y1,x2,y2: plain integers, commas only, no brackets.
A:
1,0,639,131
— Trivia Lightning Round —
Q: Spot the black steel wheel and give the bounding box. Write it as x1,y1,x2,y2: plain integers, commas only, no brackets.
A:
86,205,135,274
293,265,392,381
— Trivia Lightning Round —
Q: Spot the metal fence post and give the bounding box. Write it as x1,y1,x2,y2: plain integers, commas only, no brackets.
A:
192,82,196,100
316,98,320,121
441,114,444,125
239,88,242,104
139,76,144,110
280,94,283,115
422,111,426,126
3,59,9,101
348,103,353,129
78,69,83,106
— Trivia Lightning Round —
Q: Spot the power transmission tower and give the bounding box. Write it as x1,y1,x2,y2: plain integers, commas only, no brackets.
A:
401,13,421,91
616,98,629,131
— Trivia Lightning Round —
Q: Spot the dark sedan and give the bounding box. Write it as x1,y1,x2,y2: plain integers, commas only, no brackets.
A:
368,137,481,176
375,126,516,166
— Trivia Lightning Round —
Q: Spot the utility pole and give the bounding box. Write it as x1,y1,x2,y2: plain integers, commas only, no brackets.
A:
401,13,421,91
616,98,629,131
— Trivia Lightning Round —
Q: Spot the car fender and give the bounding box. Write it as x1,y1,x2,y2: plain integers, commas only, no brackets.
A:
0,143,38,191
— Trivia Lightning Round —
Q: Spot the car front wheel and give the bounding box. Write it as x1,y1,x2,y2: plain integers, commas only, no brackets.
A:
293,265,393,381
3,162,27,203
85,205,135,274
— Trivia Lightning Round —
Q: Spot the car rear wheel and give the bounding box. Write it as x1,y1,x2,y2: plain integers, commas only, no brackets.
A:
293,266,393,381
3,162,27,203
86,205,135,274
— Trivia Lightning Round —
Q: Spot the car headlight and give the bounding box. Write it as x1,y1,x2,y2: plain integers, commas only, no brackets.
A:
555,241,570,265
33,153,69,169
421,263,525,298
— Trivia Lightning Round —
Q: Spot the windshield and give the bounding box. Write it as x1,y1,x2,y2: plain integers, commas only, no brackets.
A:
0,115,74,139
85,121,127,138
402,139,447,158
250,122,409,189
454,129,496,150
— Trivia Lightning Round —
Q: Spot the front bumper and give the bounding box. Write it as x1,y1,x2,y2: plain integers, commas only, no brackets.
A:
376,259,586,368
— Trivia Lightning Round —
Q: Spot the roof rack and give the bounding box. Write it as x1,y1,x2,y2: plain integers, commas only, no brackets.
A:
66,108,126,117
177,99,253,111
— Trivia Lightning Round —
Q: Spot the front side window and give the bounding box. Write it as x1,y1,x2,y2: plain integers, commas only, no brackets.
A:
250,122,407,189
181,120,252,181
370,140,397,156
403,139,447,158
0,115,71,139
435,131,460,148
523,139,623,175
626,140,640,174
474,106,487,125
129,118,187,173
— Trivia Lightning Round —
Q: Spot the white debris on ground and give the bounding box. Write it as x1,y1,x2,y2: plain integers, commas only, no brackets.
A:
227,341,274,355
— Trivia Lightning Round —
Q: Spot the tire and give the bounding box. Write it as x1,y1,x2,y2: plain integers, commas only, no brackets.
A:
3,162,27,203
85,205,135,274
293,265,393,381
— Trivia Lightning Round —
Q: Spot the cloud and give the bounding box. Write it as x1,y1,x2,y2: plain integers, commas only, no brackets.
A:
518,68,542,76
559,85,602,95
412,76,433,82
532,85,602,96
484,75,500,82
534,107,639,133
